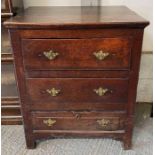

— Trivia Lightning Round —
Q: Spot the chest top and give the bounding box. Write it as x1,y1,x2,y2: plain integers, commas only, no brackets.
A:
4,6,149,29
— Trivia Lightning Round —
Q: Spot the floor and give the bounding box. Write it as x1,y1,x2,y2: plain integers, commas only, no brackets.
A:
2,103,153,155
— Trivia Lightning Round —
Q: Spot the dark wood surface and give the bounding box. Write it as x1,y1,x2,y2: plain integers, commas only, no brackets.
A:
1,0,24,18
22,37,132,70
2,102,152,126
1,0,13,17
32,111,125,131
26,70,129,78
1,53,14,63
1,96,19,106
4,6,149,29
26,78,128,104
5,6,149,150
1,97,22,125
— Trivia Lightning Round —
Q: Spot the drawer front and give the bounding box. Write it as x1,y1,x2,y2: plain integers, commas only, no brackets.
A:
32,111,125,131
26,78,128,104
22,38,132,70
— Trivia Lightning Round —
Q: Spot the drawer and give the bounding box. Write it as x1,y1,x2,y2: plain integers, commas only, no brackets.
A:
22,37,132,70
32,111,125,131
26,78,128,106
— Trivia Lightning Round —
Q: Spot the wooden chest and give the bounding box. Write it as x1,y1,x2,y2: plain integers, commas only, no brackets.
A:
4,6,149,149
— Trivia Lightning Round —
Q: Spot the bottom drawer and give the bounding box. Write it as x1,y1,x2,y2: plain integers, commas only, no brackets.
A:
32,111,126,131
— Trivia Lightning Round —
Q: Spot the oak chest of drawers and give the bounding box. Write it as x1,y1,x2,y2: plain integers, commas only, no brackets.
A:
5,6,149,149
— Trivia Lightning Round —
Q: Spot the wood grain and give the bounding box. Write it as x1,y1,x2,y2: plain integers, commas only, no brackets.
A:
26,78,128,105
4,6,149,29
32,111,125,131
22,37,132,70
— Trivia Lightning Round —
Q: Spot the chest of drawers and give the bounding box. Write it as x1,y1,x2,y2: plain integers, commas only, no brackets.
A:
4,6,149,149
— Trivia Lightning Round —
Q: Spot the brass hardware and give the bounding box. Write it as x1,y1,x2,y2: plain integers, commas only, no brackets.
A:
94,87,109,96
93,50,110,60
43,50,59,60
43,118,56,127
97,118,111,127
46,88,60,97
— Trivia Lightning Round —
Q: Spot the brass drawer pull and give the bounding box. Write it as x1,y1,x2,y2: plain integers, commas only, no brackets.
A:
43,50,59,60
93,50,110,60
43,118,56,127
97,118,111,127
46,88,60,97
94,87,109,96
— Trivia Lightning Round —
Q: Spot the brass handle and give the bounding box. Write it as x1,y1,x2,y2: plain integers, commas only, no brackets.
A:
43,118,56,127
93,50,110,60
46,88,60,97
43,50,59,60
97,118,111,127
94,87,109,96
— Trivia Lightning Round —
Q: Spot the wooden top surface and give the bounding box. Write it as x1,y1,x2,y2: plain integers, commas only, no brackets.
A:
4,6,149,29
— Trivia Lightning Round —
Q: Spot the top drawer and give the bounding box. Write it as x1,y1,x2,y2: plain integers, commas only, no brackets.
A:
22,38,132,70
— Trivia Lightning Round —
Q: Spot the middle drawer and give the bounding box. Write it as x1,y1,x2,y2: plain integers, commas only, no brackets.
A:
26,78,128,110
